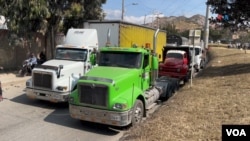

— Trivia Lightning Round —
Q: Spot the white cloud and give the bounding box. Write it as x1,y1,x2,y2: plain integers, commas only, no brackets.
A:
104,9,165,25
103,9,122,20
124,14,165,25
124,16,145,24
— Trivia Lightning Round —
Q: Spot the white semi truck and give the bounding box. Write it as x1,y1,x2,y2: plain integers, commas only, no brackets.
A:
25,28,98,103
189,45,205,72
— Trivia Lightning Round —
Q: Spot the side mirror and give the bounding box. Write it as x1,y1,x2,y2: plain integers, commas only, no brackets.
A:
90,52,97,66
57,65,64,78
59,65,64,69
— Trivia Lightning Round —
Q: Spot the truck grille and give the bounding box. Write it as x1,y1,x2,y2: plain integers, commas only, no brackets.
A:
79,84,108,107
33,73,52,89
161,67,177,72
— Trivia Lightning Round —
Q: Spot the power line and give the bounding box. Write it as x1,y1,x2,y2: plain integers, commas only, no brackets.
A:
160,0,188,16
137,0,156,14
164,0,206,17
161,0,187,15
186,2,206,14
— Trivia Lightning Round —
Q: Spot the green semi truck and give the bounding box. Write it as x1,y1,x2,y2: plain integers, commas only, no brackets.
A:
68,29,179,127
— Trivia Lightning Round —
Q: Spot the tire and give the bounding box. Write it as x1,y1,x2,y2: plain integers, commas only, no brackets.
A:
167,89,173,99
175,80,180,91
184,73,189,83
196,67,200,72
160,88,172,101
200,60,204,69
19,68,26,77
196,63,201,72
131,100,144,126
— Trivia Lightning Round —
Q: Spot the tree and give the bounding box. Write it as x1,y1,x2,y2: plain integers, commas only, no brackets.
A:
162,23,178,35
63,0,106,34
208,0,250,31
0,0,106,57
0,1,50,35
213,28,233,43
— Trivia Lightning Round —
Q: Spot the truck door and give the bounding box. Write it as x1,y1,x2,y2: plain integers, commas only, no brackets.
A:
141,54,150,90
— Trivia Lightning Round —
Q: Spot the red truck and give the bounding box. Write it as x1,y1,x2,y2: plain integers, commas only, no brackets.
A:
158,46,191,84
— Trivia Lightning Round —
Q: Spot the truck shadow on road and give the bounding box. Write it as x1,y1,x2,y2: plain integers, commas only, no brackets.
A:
10,93,69,109
44,109,122,136
11,93,122,136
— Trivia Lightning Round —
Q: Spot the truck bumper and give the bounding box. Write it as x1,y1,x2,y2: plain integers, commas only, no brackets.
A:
158,72,186,80
25,87,69,103
69,104,132,127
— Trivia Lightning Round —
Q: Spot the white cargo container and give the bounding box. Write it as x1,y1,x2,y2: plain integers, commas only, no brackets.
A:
83,20,167,62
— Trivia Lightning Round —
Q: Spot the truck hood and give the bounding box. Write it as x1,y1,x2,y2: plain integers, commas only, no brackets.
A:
83,66,138,83
78,67,141,110
163,58,183,66
40,59,83,69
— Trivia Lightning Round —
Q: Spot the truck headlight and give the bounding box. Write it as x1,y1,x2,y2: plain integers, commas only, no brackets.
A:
56,86,68,91
113,103,127,110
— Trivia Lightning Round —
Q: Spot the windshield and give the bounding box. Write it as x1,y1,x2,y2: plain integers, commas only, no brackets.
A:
98,51,142,68
189,47,201,56
166,53,183,59
55,48,88,61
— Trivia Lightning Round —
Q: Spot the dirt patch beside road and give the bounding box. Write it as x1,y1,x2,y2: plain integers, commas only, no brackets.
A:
0,70,30,94
121,47,250,141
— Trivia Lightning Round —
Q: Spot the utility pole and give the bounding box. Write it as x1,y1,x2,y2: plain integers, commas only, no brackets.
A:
153,12,162,28
144,14,146,24
121,0,124,20
203,1,210,50
121,0,138,21
190,30,195,87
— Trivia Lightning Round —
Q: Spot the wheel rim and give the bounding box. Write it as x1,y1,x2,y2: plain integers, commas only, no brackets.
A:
134,104,143,123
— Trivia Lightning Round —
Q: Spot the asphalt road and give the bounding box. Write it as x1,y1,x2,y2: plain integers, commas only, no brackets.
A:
0,76,124,141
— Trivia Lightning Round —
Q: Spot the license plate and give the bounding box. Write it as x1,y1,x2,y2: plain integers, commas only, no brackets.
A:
39,93,46,96
110,114,121,121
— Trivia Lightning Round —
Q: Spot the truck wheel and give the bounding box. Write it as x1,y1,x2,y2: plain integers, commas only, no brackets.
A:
132,100,144,126
166,89,173,99
200,60,204,69
184,75,189,83
196,67,200,72
19,68,26,77
184,71,191,83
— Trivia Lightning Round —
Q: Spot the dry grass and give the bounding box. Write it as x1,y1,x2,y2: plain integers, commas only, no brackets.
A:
121,47,250,141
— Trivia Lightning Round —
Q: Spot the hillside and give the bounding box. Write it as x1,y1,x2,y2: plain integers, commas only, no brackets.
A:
149,14,205,32
121,47,250,141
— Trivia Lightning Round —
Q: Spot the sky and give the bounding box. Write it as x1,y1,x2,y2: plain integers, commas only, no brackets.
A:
102,0,210,24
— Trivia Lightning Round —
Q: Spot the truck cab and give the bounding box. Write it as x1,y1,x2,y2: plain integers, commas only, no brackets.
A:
68,45,179,127
25,28,98,103
189,45,205,72
159,46,191,83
